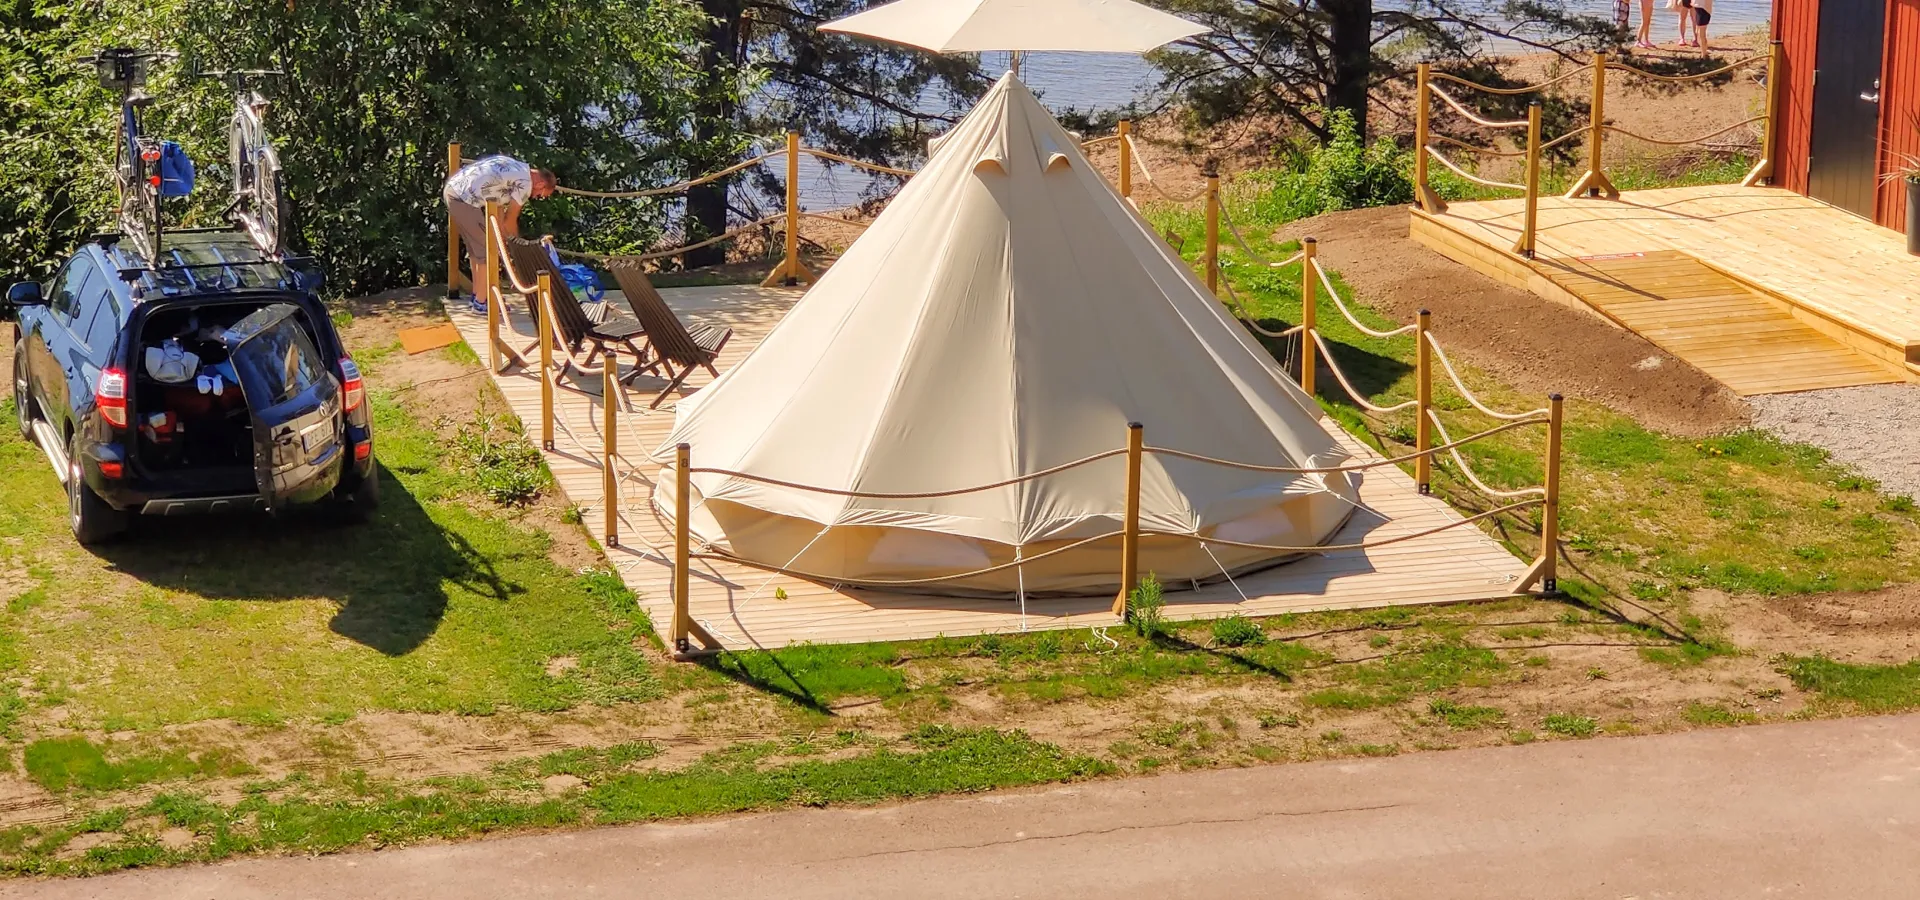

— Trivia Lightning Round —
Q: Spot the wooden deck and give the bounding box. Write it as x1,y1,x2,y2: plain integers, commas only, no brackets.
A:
1412,185,1920,393
448,285,1531,650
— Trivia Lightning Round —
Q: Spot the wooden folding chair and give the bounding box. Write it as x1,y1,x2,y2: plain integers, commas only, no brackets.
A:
605,259,734,409
498,238,652,384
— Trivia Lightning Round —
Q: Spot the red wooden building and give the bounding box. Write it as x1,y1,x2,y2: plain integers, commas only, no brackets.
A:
1771,0,1920,232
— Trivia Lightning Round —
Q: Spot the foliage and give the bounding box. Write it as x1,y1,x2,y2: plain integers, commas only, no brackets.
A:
1148,0,1620,140
1127,574,1167,639
2,0,712,292
1542,713,1597,737
1780,656,1920,712
453,411,549,506
1244,107,1413,221
1210,614,1267,647
23,737,250,794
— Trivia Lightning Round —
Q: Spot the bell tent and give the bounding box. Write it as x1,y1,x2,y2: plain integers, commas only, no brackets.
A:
653,74,1360,596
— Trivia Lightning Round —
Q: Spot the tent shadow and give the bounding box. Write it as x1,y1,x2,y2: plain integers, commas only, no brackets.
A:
90,462,513,656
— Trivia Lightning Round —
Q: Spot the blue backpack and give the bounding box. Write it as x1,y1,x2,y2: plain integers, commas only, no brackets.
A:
543,244,604,303
158,141,195,197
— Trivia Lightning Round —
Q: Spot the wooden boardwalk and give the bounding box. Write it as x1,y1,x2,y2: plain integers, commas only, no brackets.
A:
1412,185,1920,392
448,285,1530,650
1532,251,1895,395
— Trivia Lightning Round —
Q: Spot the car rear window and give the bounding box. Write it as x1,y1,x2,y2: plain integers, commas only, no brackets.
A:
227,306,328,407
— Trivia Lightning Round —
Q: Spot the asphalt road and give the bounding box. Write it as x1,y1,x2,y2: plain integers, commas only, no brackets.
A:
9,714,1920,899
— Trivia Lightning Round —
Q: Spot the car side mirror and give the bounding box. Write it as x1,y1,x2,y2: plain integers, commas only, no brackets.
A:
2,282,41,321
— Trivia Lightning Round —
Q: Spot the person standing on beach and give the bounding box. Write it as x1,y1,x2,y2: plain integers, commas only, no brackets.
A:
1674,0,1695,46
1636,0,1656,48
1690,0,1713,50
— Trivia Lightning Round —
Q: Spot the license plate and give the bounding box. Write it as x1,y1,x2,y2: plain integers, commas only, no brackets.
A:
300,417,336,453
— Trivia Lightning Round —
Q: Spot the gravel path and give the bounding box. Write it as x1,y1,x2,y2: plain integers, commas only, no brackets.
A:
1750,383,1920,499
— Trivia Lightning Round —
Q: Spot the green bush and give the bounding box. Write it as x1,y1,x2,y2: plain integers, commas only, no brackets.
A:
1247,107,1414,223
1127,574,1167,640
454,413,548,506
1210,615,1267,647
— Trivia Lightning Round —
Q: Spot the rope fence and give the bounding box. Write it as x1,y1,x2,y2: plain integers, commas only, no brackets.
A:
1412,42,1786,241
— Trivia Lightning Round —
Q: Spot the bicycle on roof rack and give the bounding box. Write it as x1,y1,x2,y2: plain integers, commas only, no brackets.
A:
81,48,179,262
199,67,290,257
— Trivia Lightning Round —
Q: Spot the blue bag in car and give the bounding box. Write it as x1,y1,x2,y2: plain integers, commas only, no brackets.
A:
158,141,195,197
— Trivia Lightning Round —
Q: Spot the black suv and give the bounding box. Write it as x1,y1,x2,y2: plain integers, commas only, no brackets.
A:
5,228,376,543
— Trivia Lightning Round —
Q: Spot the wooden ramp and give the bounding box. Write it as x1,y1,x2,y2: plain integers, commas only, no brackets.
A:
447,285,1529,649
1534,250,1898,396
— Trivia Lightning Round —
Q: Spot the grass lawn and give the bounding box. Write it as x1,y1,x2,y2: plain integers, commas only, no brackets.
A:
4,161,1920,876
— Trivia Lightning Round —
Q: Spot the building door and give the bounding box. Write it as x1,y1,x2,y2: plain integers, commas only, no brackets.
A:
1808,0,1887,218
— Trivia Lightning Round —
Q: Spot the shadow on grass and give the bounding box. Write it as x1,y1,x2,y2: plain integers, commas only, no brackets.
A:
697,652,833,715
90,463,510,656
1147,630,1298,682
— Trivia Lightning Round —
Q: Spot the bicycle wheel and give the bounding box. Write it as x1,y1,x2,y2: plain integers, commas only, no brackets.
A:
255,145,291,256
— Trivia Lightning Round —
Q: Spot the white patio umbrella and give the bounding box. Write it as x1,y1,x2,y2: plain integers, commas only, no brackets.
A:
819,0,1206,76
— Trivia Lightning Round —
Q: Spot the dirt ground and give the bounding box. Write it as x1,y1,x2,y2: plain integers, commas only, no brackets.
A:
1278,205,1749,436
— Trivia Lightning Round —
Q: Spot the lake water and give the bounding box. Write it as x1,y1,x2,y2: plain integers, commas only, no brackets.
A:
782,1,1772,209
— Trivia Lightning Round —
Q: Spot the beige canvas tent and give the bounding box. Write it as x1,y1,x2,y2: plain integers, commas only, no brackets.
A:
653,74,1359,596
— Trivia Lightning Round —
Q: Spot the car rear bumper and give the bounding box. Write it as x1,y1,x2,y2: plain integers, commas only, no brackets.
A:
139,494,268,515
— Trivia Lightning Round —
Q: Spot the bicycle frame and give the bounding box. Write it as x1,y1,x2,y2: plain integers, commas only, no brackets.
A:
205,68,286,256
87,48,173,261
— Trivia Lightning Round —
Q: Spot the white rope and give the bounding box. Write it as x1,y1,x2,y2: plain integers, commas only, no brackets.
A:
1310,331,1417,414
1221,277,1307,339
1425,332,1551,421
1217,202,1308,269
1428,85,1529,129
1313,262,1417,339
1426,408,1548,499
1423,146,1526,191
1125,135,1208,203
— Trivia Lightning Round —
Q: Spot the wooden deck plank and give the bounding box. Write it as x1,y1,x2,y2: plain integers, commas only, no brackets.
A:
447,284,1530,649
1417,193,1912,396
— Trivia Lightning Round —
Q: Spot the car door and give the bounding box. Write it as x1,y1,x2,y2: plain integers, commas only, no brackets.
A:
222,303,345,510
64,272,121,431
31,258,98,432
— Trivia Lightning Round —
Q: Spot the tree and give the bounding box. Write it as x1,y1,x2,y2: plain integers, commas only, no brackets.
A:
1147,0,1621,142
0,0,713,293
678,0,987,267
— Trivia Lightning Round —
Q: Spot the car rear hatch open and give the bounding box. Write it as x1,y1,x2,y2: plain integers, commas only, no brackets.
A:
223,303,343,510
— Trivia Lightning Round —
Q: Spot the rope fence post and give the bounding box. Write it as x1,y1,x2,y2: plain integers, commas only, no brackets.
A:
537,270,555,451
1415,309,1432,494
1514,102,1543,258
1118,119,1133,201
1203,171,1220,295
482,200,502,372
762,132,818,288
1112,421,1144,618
602,356,619,549
1567,53,1619,199
1743,40,1783,187
1300,237,1318,396
1413,63,1445,213
446,142,464,297
1519,393,1563,593
673,442,692,648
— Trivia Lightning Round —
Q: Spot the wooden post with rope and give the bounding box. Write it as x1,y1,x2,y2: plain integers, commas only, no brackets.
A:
482,200,502,372
446,143,465,296
1514,102,1543,258
1413,64,1445,213
602,357,619,549
1742,40,1784,187
1566,53,1619,199
1117,119,1133,202
671,443,720,657
1415,309,1432,494
1517,393,1563,594
761,132,818,288
1300,237,1318,396
537,271,556,451
1203,171,1220,295
1113,422,1144,618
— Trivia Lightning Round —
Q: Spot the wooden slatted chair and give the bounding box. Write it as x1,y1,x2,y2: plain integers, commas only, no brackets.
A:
605,258,733,409
500,237,652,383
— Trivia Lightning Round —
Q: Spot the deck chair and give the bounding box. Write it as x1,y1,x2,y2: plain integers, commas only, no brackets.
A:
605,258,734,409
499,237,652,385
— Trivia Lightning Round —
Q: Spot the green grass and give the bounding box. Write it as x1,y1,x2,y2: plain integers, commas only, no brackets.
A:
1427,698,1506,730
0,390,659,731
22,737,252,794
0,727,1109,876
1542,714,1598,738
1780,656,1920,712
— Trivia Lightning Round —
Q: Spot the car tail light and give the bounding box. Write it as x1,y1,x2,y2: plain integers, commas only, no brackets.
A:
96,368,129,428
354,441,372,461
98,461,123,479
340,358,365,413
